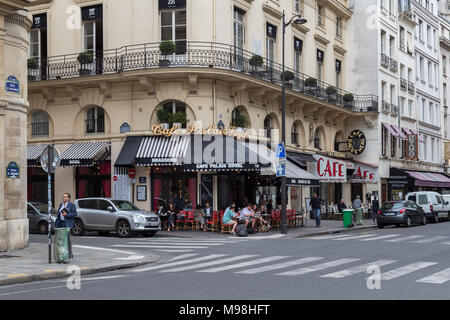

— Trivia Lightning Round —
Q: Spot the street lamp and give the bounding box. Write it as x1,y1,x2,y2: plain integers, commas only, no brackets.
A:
281,11,307,234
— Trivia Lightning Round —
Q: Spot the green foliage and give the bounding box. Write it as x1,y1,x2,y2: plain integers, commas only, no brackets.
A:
249,55,264,67
27,59,38,69
159,41,177,56
168,112,187,125
305,77,317,87
77,52,94,64
156,108,170,123
231,114,248,128
280,70,295,81
326,86,337,95
343,93,354,102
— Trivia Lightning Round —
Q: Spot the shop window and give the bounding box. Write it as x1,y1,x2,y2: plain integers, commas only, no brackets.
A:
86,106,105,134
76,161,111,198
27,167,54,204
31,111,49,137
152,173,196,211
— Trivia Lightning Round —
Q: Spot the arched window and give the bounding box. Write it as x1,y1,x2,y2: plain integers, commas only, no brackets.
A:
264,115,273,139
86,106,105,133
334,132,345,152
291,122,299,146
314,128,321,150
162,101,187,128
31,110,49,137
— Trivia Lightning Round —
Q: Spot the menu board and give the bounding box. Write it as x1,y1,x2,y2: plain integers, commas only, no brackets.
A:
113,175,131,202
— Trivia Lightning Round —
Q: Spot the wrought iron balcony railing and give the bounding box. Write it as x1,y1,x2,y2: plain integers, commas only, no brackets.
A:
407,81,415,93
381,53,390,68
28,41,378,113
389,58,398,71
400,78,407,90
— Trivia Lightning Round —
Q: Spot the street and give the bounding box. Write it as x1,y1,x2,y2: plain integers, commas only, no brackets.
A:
1,221,450,300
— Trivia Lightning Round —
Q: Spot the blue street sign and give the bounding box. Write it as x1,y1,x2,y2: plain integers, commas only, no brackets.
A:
5,76,20,94
276,142,286,159
276,164,286,177
6,161,20,179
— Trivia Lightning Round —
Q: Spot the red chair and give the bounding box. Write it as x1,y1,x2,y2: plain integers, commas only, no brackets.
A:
175,211,187,230
271,210,281,229
206,211,220,232
287,210,296,227
184,210,196,231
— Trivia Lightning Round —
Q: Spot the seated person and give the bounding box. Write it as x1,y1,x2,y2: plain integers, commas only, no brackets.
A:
194,204,205,231
222,202,238,235
202,201,213,225
157,203,168,229
240,203,256,230
255,204,269,230
166,202,177,232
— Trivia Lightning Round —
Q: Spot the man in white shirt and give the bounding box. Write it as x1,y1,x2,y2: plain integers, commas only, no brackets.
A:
239,203,256,229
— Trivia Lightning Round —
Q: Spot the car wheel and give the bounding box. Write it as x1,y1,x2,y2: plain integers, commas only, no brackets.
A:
143,231,157,237
72,219,85,236
421,215,427,225
378,224,384,229
395,224,401,228
116,220,131,238
447,212,450,222
39,222,48,234
97,231,110,236
405,216,411,228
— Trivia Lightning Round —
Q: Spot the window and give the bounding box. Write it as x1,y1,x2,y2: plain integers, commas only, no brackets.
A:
86,106,105,133
336,17,342,39
389,36,395,57
294,0,301,12
161,9,187,54
98,200,112,211
391,135,397,158
264,116,273,139
31,111,49,137
294,49,301,74
30,29,40,61
408,100,413,117
314,129,321,150
317,50,324,82
444,56,447,75
382,125,387,156
336,60,341,88
419,20,423,41
422,98,426,121
400,97,406,115
317,5,324,27
234,7,245,66
291,123,298,146
428,61,432,84
420,57,425,81
162,101,187,128
427,25,431,46
381,30,386,54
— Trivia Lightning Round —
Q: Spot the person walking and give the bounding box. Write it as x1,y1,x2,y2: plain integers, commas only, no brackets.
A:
166,202,177,232
371,196,380,225
310,193,322,227
352,195,363,224
55,193,77,259
338,198,347,213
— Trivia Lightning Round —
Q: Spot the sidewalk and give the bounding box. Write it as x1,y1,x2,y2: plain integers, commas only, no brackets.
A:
0,242,161,286
156,218,379,239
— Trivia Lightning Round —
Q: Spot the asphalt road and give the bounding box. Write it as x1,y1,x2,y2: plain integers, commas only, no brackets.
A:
2,221,450,300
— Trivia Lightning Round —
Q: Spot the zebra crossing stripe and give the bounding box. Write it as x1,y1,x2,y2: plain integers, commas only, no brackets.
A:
331,234,380,241
385,235,425,242
380,262,437,280
309,234,359,240
124,242,226,246
111,245,209,249
130,254,227,273
416,267,450,284
321,260,397,278
160,255,258,273
359,234,401,241
276,258,360,276
156,249,195,253
411,236,448,244
134,239,238,243
197,256,289,273
236,257,325,274
168,254,198,261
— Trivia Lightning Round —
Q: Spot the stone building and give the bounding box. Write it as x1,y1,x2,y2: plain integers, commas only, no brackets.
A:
0,0,32,251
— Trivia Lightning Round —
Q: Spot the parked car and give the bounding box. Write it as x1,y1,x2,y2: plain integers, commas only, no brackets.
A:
406,191,449,223
377,200,426,228
440,194,450,221
73,198,161,238
27,202,56,234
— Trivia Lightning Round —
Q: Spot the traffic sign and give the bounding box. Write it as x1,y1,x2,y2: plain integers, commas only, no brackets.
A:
276,142,286,159
276,164,286,177
40,146,60,173
128,168,136,178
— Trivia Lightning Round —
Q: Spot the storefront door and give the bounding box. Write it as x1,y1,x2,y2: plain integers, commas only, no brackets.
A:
76,161,111,199
351,183,363,203
27,167,54,205
200,175,213,208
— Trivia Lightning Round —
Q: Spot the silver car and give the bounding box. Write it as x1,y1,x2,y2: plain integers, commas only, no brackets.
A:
73,198,161,238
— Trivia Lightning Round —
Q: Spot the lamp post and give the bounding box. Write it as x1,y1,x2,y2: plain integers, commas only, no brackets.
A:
281,11,307,234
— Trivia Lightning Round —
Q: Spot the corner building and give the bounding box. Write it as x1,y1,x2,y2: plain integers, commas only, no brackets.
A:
26,0,379,214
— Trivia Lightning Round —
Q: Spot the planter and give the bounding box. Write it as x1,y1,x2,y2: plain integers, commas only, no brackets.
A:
159,59,170,67
285,82,293,89
250,69,265,78
79,68,92,76
28,75,37,81
172,122,182,128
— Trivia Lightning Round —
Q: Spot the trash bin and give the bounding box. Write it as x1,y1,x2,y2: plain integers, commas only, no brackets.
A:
343,209,354,228
355,208,363,225
53,227,71,264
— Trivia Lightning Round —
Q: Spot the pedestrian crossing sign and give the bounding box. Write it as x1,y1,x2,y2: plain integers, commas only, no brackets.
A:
276,164,286,177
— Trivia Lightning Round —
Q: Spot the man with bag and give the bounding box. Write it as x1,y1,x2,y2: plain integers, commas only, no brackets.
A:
55,193,77,259
310,193,322,227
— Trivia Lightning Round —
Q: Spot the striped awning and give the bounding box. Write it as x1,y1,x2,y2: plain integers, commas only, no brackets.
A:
382,122,398,137
391,124,406,140
135,135,190,166
285,160,320,186
60,142,110,167
405,171,450,188
27,144,47,167
410,129,425,142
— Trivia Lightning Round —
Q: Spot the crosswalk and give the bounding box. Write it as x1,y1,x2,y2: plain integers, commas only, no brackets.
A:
129,253,450,285
109,237,253,253
306,233,450,245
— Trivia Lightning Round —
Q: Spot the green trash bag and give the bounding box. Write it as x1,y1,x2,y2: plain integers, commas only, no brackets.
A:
53,228,70,263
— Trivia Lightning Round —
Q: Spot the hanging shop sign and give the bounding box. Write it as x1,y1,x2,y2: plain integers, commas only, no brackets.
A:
347,130,366,155
5,76,20,94
32,13,47,29
406,134,418,160
311,154,347,182
266,23,277,38
159,0,186,9
184,163,261,172
81,4,102,21
294,37,303,51
317,49,324,62
6,162,20,179
336,59,342,72
152,124,248,139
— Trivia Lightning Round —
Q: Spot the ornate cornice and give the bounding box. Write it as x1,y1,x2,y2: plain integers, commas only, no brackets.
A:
314,33,330,46
262,3,282,20
327,0,353,19
333,43,347,55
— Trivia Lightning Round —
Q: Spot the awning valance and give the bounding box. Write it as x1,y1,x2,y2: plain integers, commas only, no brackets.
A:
405,170,450,188
285,160,320,186
382,122,398,137
27,144,47,167
60,142,110,167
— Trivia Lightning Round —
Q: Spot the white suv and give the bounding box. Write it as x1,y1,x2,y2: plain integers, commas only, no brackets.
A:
406,192,449,223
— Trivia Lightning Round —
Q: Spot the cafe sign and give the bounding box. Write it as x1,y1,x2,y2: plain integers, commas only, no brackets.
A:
349,163,378,184
311,154,347,182
347,130,366,155
152,124,249,140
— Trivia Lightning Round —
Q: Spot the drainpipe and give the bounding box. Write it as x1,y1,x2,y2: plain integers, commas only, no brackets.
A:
213,80,217,124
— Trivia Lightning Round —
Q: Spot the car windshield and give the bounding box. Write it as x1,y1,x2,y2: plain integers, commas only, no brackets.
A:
382,202,404,210
32,203,53,214
112,200,141,211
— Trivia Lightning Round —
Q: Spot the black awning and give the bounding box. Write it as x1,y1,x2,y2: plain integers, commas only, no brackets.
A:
60,142,110,167
115,136,143,167
287,151,317,169
27,144,47,167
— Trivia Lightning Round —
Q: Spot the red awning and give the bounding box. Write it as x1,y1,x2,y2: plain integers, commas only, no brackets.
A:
391,124,406,140
402,127,413,135
410,129,425,142
382,122,399,137
405,171,450,188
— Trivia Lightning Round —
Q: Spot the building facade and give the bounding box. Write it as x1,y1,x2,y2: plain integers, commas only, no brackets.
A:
0,0,32,251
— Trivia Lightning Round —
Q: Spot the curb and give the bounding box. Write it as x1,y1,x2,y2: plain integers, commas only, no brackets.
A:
292,225,379,238
0,256,161,287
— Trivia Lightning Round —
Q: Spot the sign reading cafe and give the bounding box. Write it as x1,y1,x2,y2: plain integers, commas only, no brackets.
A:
152,124,249,140
347,130,366,155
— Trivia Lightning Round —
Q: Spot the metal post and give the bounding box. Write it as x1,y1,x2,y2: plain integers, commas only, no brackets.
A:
281,11,287,234
47,145,52,264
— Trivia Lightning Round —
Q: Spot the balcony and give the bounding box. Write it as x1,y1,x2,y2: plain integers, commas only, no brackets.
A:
381,53,390,68
400,78,407,91
28,41,379,113
389,58,398,72
391,104,398,116
31,122,49,137
381,101,391,113
399,40,406,51
407,81,415,93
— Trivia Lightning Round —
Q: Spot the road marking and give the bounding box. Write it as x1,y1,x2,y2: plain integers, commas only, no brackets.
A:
7,274,27,278
308,234,362,240
130,254,227,273
197,256,289,273
359,234,401,241
73,245,136,255
276,258,360,276
411,236,448,244
385,235,425,242
161,255,257,272
80,275,126,281
168,254,198,261
227,234,286,239
332,234,381,241
111,244,209,249
115,255,145,260
236,257,325,274
380,262,437,280
416,268,450,284
321,260,397,278
124,242,225,246
134,239,237,243
155,249,195,253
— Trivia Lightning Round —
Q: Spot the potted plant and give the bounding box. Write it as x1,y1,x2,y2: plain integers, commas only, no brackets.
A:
343,93,354,103
77,52,94,76
326,86,337,101
305,77,317,87
27,59,38,81
231,114,248,128
156,107,170,129
280,71,295,89
168,112,187,128
249,55,264,77
159,41,176,67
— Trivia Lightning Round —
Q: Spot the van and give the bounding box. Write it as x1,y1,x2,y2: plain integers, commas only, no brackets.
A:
405,192,449,223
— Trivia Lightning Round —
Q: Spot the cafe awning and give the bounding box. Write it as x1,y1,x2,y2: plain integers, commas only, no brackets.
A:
285,160,320,186
115,136,144,167
391,124,406,140
382,122,399,137
404,170,450,188
60,142,110,167
27,144,47,167
287,151,317,169
135,135,190,166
